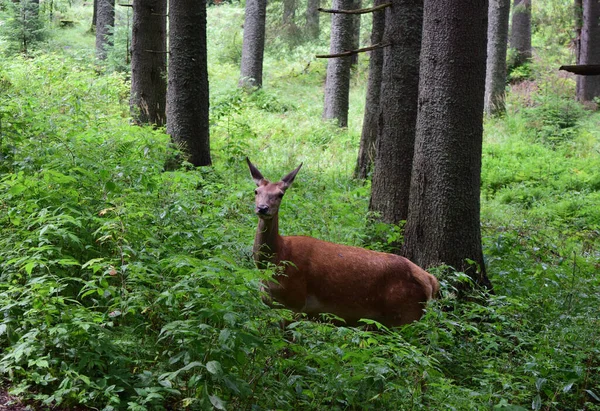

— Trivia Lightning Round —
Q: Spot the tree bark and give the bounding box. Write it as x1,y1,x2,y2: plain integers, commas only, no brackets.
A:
368,0,422,223
403,0,492,290
322,0,354,127
509,0,531,68
484,0,510,116
354,0,386,179
95,0,115,60
239,0,268,89
130,0,167,126
306,0,320,38
350,0,361,66
167,0,211,166
576,0,600,103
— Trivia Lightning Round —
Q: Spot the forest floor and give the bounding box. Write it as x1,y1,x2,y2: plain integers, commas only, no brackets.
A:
0,390,27,410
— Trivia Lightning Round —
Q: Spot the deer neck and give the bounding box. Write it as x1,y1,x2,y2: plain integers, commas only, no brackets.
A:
253,215,283,267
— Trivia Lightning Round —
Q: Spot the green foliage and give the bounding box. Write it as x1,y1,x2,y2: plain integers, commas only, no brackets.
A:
0,0,48,55
0,2,598,410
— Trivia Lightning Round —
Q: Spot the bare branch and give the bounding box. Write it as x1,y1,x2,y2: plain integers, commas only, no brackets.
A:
559,64,600,76
318,2,391,15
118,3,133,7
316,42,391,59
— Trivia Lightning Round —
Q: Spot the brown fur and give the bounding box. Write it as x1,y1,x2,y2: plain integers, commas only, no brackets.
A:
247,158,439,327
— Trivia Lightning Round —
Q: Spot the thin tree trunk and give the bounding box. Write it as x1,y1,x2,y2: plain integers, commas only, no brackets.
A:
95,0,115,60
576,0,600,103
403,0,492,290
306,0,320,38
239,0,268,89
350,0,361,66
509,0,531,68
369,0,422,223
484,0,510,115
167,0,211,166
130,0,167,126
323,0,354,127
354,0,386,179
283,0,296,25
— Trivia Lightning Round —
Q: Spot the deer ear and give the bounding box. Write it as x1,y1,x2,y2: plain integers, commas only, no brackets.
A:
280,163,303,190
247,157,266,186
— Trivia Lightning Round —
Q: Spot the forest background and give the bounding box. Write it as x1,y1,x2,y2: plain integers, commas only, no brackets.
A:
0,0,599,410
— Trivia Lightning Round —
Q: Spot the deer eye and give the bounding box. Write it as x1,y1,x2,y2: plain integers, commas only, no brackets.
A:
277,192,284,199
254,189,258,195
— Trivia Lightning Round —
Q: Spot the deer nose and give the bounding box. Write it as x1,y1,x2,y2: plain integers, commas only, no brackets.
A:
257,205,269,214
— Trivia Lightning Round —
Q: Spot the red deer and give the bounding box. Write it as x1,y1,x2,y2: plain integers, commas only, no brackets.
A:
247,158,439,327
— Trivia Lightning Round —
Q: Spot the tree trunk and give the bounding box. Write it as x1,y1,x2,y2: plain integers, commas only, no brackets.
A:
484,0,510,116
95,0,115,60
350,0,361,66
354,0,386,179
509,0,531,68
574,0,583,63
283,0,296,25
130,0,167,126
576,0,600,103
322,0,354,127
403,0,492,290
239,0,268,89
167,0,211,166
368,0,422,224
306,0,320,38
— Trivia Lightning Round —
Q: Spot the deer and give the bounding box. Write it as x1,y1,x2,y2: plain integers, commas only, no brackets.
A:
247,158,440,327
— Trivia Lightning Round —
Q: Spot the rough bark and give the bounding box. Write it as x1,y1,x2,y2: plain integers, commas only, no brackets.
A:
484,0,510,116
322,0,354,127
354,0,386,179
402,0,492,290
95,0,115,60
576,0,600,103
350,0,361,66
130,0,167,126
239,0,268,89
509,0,531,68
368,0,422,223
167,0,211,166
306,0,320,38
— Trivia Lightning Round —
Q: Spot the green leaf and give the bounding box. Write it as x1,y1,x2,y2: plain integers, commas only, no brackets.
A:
206,361,223,376
209,395,226,410
24,261,36,275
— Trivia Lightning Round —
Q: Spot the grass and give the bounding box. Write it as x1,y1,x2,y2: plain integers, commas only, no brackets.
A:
0,1,599,410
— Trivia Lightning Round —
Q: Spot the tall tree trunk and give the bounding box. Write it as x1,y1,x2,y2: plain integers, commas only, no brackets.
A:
239,0,268,89
368,0,422,224
167,0,211,166
574,0,583,63
354,0,386,179
350,0,361,66
509,0,531,68
576,0,600,103
130,0,167,126
92,0,98,31
403,0,492,290
95,0,115,60
306,0,320,38
283,0,296,25
484,0,510,116
323,0,354,127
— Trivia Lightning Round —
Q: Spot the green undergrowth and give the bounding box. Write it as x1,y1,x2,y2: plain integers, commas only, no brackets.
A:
0,2,599,409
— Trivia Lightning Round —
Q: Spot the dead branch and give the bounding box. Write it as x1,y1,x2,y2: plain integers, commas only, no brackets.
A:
559,64,600,76
318,2,391,15
316,42,391,59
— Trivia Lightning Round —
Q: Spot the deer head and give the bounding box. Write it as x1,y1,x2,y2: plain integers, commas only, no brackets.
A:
246,157,302,220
